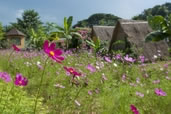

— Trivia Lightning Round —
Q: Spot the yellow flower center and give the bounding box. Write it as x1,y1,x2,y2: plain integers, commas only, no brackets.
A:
19,81,22,84
50,51,55,56
70,69,74,73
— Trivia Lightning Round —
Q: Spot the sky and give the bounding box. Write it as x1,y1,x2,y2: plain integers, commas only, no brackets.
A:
0,0,171,26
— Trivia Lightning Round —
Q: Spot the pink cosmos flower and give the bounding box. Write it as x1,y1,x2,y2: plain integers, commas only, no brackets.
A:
136,91,144,98
88,90,93,95
104,56,112,63
124,55,136,63
64,66,81,77
122,74,126,82
43,40,64,63
139,55,145,63
14,74,28,86
115,54,121,60
155,88,167,96
130,105,139,114
129,83,137,87
153,80,160,84
87,64,96,72
164,64,168,68
0,72,11,83
166,76,171,80
12,44,20,52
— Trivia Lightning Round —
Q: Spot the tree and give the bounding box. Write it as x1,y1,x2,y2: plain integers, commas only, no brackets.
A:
51,16,82,49
28,25,47,50
145,15,171,47
74,13,121,27
0,22,7,48
11,9,42,39
132,3,171,20
0,22,4,40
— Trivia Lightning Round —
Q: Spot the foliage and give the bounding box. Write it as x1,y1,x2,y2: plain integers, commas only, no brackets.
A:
86,37,107,56
44,22,57,34
0,23,4,40
27,25,47,50
51,16,82,49
0,23,7,49
132,3,171,20
74,13,121,27
11,9,42,39
0,82,47,114
145,15,171,46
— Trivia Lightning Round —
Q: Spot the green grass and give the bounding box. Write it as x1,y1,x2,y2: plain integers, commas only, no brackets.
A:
0,50,170,114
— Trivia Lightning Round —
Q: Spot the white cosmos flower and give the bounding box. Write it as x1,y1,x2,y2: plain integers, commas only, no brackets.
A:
153,55,158,59
37,61,41,65
113,63,117,67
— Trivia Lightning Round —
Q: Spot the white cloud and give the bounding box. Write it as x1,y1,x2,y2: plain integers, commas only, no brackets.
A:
16,9,24,18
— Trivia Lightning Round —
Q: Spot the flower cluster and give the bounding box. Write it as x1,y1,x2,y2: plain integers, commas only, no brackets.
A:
14,74,28,86
124,55,136,63
0,72,11,83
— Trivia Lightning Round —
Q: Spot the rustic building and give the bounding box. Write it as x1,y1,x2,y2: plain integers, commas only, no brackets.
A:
6,28,25,49
92,26,114,49
109,19,169,61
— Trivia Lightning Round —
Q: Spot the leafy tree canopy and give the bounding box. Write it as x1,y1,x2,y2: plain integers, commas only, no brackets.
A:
0,22,4,40
11,9,42,39
74,13,121,27
132,2,171,20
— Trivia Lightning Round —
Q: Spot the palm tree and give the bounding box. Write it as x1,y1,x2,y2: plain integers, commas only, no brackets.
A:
51,16,82,49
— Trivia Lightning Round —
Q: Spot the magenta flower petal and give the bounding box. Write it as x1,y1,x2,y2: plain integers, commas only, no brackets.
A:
54,49,63,55
12,44,20,52
130,105,139,114
49,42,56,51
56,56,65,61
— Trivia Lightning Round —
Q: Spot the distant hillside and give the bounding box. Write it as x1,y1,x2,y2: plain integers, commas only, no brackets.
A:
73,13,121,27
132,2,171,20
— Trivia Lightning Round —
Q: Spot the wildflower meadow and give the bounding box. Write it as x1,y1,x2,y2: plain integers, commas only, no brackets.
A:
0,41,170,114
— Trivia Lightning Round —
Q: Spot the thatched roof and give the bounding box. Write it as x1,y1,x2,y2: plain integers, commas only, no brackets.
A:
92,26,114,41
6,28,25,37
109,19,169,60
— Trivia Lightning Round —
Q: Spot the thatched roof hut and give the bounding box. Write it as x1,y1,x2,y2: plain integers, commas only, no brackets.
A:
92,26,114,49
109,19,169,61
6,28,25,49
6,28,25,36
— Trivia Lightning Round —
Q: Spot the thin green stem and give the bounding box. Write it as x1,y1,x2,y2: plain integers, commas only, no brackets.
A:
33,57,49,114
6,50,14,70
